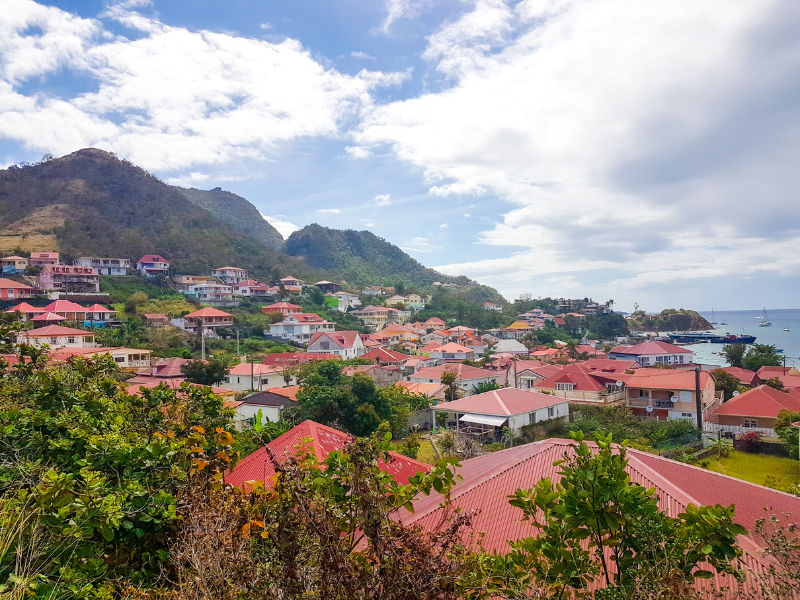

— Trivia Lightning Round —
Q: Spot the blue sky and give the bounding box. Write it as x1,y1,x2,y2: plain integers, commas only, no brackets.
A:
2,0,800,311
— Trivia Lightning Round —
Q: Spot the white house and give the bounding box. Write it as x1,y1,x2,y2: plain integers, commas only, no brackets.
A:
307,331,366,359
224,362,297,392
212,266,249,284
186,282,235,304
409,364,499,396
608,341,694,366
426,342,475,363
484,302,502,311
233,389,297,425
74,257,131,276
269,313,335,344
431,388,569,436
332,291,362,312
20,325,96,348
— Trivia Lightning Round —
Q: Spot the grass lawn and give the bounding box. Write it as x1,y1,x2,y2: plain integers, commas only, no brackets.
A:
705,449,800,489
416,439,438,465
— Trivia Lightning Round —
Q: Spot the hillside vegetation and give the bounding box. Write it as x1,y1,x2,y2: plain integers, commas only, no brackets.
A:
0,149,321,281
177,186,284,249
283,224,469,287
627,309,712,331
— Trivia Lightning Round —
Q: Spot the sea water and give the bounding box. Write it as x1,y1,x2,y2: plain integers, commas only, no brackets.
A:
679,309,800,368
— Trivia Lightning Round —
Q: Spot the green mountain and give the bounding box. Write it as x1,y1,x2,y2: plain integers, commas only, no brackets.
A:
176,186,284,249
283,224,469,288
0,149,320,281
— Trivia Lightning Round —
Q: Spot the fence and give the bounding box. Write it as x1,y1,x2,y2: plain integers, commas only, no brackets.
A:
703,422,776,438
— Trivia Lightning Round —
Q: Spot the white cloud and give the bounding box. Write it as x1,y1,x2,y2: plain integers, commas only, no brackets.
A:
374,193,391,206
463,213,471,218
0,0,405,173
351,51,375,60
344,145,372,159
401,237,442,253
317,208,341,214
381,0,433,33
439,223,448,228
360,0,800,303
259,22,273,30
429,181,486,196
261,213,300,239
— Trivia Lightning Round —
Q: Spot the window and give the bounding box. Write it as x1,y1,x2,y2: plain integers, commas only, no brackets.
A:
49,338,58,344
67,337,75,344
639,389,646,397
743,419,758,428
529,412,537,424
548,406,555,418
681,413,693,418
680,390,692,404
320,342,330,350
555,383,574,392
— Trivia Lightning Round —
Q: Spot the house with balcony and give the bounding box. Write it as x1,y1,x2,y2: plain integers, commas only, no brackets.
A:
307,331,366,359
534,363,628,403
262,302,302,316
20,325,96,348
352,305,395,331
269,313,335,343
212,266,249,284
223,362,297,392
83,304,117,326
74,257,131,276
484,302,502,311
233,280,277,298
0,278,36,300
172,274,216,291
707,385,800,437
279,275,304,287
29,252,59,266
608,341,693,366
136,255,170,278
314,280,341,294
186,282,237,306
624,368,715,421
327,291,361,312
1,256,29,274
182,307,233,333
39,265,99,292
142,313,169,328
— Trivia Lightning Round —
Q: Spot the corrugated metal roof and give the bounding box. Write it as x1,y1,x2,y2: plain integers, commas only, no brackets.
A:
460,413,508,426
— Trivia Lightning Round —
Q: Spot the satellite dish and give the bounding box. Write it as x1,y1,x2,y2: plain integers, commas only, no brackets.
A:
670,396,678,403
733,391,740,397
646,406,654,413
616,380,623,387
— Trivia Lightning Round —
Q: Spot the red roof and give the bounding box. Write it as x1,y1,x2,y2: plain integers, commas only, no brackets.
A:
610,341,692,355
264,385,301,401
714,366,759,386
287,313,327,323
578,358,638,373
712,385,800,419
5,302,43,314
309,331,361,349
137,254,168,263
410,363,497,382
757,366,790,377
85,304,114,312
30,311,66,322
228,362,280,376
225,420,429,489
361,348,410,363
143,357,193,378
429,342,473,354
624,368,712,391
0,278,33,289
534,363,609,392
434,388,566,416
23,325,95,337
263,302,302,310
42,299,86,313
424,317,445,325
401,438,800,593
553,317,567,326
184,307,232,318
261,352,336,366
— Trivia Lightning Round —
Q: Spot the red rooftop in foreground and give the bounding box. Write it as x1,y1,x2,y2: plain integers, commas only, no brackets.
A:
225,420,429,490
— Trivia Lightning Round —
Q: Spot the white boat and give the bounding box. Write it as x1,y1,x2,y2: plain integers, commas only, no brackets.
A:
758,307,771,327
784,322,791,332
710,308,716,325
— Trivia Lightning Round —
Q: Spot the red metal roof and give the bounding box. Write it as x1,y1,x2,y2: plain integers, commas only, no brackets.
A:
42,299,86,313
624,368,712,391
578,358,639,373
23,324,95,337
309,331,361,348
401,438,800,594
137,254,168,263
410,363,497,381
85,304,115,312
610,341,692,355
361,348,410,363
712,385,800,418
225,420,430,489
434,387,567,415
262,302,302,310
715,366,759,386
184,307,232,318
534,363,609,392
30,311,66,322
5,302,43,314
0,278,34,289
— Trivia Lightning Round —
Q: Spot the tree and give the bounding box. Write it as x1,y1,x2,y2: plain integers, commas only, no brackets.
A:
441,368,460,402
764,376,785,391
472,380,500,394
478,432,746,599
181,358,229,385
307,285,325,305
125,290,148,313
721,343,746,368
775,409,800,459
742,344,782,372
712,369,741,401
709,435,733,459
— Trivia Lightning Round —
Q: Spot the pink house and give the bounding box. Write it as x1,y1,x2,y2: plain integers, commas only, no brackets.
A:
0,278,36,300
39,265,99,292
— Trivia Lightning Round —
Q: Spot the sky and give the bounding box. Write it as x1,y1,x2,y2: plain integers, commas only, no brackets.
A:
1,0,800,311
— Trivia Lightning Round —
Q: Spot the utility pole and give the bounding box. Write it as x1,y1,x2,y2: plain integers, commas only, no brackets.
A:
694,366,703,431
250,355,255,391
237,329,240,357
201,323,206,361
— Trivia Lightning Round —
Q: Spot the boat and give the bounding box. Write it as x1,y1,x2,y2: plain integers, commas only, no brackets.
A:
758,308,772,327
784,322,791,332
710,309,717,325
668,332,756,344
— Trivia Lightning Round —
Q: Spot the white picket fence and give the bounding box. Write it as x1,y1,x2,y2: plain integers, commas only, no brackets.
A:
703,422,776,438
